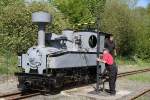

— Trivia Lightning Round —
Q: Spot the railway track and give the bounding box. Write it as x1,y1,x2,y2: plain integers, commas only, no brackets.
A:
0,91,40,100
118,68,150,100
117,68,150,78
100,68,150,99
0,68,150,100
131,89,150,100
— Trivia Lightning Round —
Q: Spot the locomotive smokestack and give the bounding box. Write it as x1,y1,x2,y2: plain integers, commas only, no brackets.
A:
32,11,51,47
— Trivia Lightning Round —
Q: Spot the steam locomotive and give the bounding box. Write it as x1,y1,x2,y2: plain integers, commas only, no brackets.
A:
15,11,106,92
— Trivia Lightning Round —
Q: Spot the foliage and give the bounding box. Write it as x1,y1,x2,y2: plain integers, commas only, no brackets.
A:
53,0,106,29
0,50,19,74
0,0,70,53
53,0,94,25
53,0,150,60
0,0,150,60
133,5,150,60
101,0,137,56
85,0,106,31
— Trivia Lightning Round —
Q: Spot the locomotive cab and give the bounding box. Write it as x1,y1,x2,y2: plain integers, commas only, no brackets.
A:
45,33,67,49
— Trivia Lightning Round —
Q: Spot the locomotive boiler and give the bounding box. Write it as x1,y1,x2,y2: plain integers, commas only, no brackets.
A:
15,11,106,92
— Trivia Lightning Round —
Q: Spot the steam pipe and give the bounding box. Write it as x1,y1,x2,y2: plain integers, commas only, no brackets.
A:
38,24,45,47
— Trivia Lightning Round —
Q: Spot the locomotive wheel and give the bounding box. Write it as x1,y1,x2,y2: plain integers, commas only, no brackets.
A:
17,76,32,92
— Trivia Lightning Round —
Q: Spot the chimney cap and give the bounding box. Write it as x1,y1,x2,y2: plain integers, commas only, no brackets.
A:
32,11,51,24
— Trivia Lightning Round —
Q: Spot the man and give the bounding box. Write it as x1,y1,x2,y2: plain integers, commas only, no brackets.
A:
104,34,116,58
97,48,118,95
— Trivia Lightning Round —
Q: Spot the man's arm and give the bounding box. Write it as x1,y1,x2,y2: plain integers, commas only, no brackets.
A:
96,58,106,63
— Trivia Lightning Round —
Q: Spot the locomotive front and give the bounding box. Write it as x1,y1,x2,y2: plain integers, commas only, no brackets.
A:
16,12,58,91
18,12,48,73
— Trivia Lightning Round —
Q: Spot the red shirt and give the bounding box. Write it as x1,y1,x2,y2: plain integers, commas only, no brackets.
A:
101,53,114,65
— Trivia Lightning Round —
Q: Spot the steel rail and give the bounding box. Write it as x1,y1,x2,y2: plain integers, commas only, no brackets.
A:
0,68,150,99
117,68,150,78
130,89,150,100
0,91,21,98
0,91,40,100
117,68,150,100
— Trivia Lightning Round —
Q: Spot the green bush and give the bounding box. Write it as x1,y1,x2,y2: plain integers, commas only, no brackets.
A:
133,7,150,60
0,0,150,61
0,1,70,53
0,50,19,74
101,0,137,56
53,0,94,25
135,32,150,61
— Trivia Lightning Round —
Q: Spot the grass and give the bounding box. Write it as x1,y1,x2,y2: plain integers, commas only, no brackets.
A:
137,96,150,100
116,56,136,65
116,56,150,68
127,73,150,83
116,56,150,83
0,50,20,75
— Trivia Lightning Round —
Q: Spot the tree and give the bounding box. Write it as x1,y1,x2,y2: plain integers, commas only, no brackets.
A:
53,0,93,25
0,1,70,53
101,0,137,56
120,0,139,8
1,0,150,60
134,5,150,60
85,0,106,31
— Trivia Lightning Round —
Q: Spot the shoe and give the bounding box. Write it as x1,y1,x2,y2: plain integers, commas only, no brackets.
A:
105,89,111,93
110,91,116,95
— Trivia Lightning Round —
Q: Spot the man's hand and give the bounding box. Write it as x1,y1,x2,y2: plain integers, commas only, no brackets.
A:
96,58,100,61
96,58,103,62
96,58,106,63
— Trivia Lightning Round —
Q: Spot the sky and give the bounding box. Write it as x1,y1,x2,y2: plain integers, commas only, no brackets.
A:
136,0,150,7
